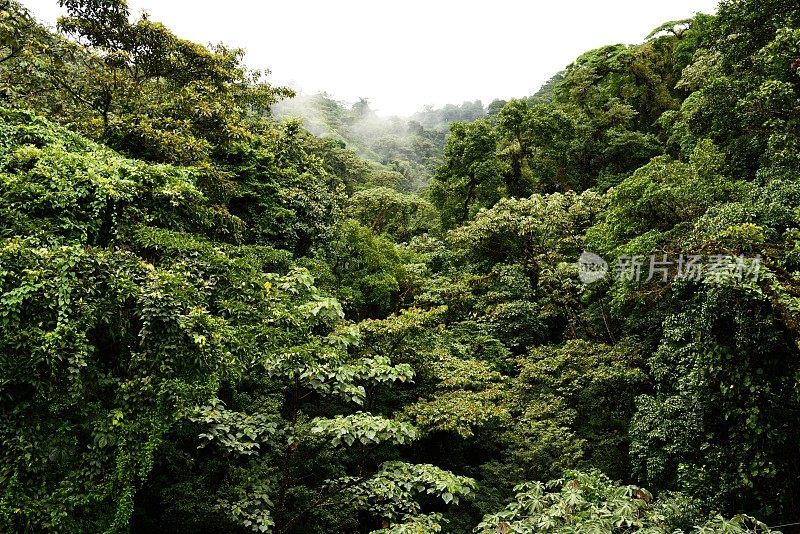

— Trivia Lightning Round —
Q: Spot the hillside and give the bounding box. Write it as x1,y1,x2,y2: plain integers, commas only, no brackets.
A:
1,1,800,533
272,94,488,191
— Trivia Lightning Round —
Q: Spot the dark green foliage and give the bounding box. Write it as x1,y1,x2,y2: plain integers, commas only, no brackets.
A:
429,119,504,229
2,0,799,532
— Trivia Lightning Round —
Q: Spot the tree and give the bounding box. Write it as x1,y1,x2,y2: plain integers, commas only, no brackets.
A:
347,187,438,241
429,119,504,228
2,0,292,164
312,219,408,319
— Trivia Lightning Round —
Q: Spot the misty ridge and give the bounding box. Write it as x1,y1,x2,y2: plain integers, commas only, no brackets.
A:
271,93,488,191
269,74,564,192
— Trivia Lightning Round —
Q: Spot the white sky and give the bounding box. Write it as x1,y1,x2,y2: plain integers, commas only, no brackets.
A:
21,0,720,116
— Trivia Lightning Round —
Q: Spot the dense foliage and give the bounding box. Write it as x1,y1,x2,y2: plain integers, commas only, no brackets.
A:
1,0,798,532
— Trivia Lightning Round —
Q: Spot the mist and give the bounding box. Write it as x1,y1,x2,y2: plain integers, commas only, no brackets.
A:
19,0,720,116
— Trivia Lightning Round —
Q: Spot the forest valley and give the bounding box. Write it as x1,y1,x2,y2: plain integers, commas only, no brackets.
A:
1,0,800,532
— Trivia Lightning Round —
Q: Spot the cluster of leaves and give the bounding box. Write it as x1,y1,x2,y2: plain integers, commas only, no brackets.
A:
476,471,775,534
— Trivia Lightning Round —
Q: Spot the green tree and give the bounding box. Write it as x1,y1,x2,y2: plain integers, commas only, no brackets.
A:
429,119,504,228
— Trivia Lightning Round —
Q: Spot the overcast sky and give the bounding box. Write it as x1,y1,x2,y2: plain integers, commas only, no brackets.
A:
21,0,720,116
